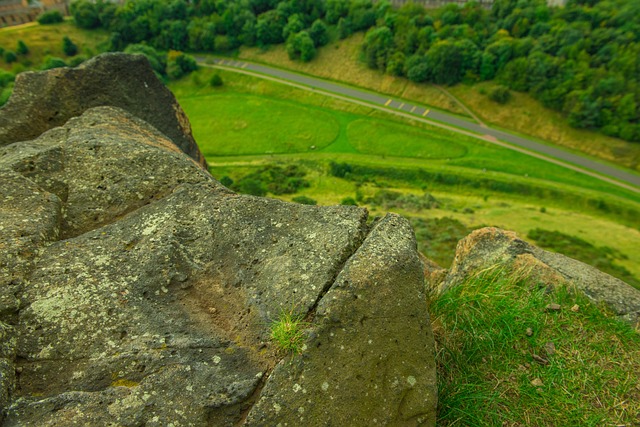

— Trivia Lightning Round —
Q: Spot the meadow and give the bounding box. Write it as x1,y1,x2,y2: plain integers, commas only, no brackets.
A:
169,67,640,287
238,33,640,173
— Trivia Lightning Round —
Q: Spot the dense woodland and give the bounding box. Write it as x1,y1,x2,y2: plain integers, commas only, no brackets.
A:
1,0,638,142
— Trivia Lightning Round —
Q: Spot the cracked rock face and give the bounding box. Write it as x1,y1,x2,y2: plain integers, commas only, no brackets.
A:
0,64,437,425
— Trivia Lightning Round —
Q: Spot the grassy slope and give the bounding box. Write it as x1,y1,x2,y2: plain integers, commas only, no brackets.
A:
0,20,108,72
433,271,640,426
236,33,640,173
169,68,640,284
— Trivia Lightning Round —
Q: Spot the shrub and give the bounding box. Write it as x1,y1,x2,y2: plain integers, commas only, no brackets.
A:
292,196,317,205
340,197,358,206
4,51,17,64
37,10,63,25
16,40,29,55
124,44,166,76
62,36,78,56
210,74,223,87
219,176,233,187
41,56,67,70
489,86,512,104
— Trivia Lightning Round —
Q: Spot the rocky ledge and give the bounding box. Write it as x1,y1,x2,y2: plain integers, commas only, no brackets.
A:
0,54,437,426
1,53,638,426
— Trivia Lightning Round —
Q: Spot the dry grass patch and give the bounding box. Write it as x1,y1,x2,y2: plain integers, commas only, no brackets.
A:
448,82,640,172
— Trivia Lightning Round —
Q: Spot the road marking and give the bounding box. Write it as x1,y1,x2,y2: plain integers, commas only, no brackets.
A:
241,63,248,69
384,99,392,106
422,109,430,117
410,106,416,113
200,61,640,193
399,103,404,109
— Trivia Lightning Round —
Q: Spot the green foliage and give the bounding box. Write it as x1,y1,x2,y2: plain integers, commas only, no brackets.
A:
219,176,234,187
309,19,329,47
62,36,78,56
433,271,640,425
167,52,197,79
16,40,29,55
232,165,310,196
41,56,67,70
286,31,316,62
489,85,512,104
37,10,63,25
367,190,440,211
410,217,469,267
269,309,309,354
340,196,358,206
70,0,101,29
527,228,638,288
291,195,317,205
209,73,223,87
123,44,166,76
3,51,16,64
0,70,14,87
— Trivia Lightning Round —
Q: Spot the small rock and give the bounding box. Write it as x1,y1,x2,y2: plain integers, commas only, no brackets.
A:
531,378,544,387
545,303,561,312
570,304,579,312
532,354,549,365
526,327,533,337
544,341,556,356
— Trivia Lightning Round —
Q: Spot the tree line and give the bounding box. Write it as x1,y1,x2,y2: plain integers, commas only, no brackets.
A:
67,0,639,142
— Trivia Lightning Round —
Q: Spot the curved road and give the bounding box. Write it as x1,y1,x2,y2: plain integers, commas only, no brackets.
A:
200,57,640,193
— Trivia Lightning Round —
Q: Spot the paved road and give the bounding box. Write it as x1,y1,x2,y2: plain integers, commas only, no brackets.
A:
203,57,640,191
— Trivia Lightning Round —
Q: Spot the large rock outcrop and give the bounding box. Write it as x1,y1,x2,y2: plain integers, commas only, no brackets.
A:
0,56,437,425
0,53,207,168
440,227,640,327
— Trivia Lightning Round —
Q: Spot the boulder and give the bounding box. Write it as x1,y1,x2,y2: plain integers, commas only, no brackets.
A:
0,53,207,168
1,103,437,425
441,227,640,327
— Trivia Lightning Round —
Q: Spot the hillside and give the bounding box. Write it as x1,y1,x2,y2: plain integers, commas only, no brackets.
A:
1,52,638,427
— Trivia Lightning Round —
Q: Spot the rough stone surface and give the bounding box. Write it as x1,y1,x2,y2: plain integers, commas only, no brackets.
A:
441,227,640,327
1,102,436,423
0,53,207,168
246,214,438,426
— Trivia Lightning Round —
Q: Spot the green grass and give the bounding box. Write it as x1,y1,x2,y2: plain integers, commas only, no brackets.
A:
171,69,640,206
180,93,340,155
432,271,640,426
269,308,310,355
0,20,108,72
346,118,467,159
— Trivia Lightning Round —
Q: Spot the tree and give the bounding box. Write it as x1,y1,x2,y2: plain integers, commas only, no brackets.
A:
309,19,329,47
16,40,29,56
336,17,352,39
362,26,393,71
124,44,166,76
426,40,464,85
70,0,100,29
62,36,78,56
37,10,63,24
286,31,316,62
256,10,285,46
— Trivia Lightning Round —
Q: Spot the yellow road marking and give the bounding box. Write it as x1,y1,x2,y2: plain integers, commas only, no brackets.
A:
241,63,248,69
410,106,416,113
384,99,392,106
422,109,430,117
399,103,404,109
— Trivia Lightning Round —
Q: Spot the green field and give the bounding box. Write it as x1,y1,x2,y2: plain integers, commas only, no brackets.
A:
169,67,640,288
0,20,108,72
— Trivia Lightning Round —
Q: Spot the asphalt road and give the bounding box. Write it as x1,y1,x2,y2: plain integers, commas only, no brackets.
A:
204,57,640,191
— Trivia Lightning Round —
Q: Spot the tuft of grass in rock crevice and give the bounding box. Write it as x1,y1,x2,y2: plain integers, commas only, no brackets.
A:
431,271,640,426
